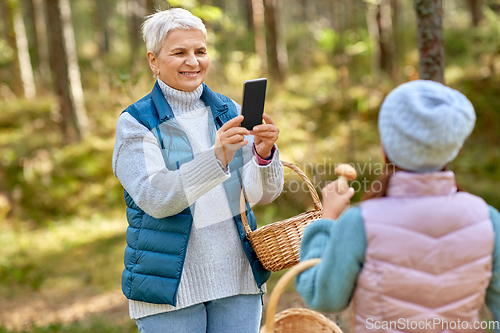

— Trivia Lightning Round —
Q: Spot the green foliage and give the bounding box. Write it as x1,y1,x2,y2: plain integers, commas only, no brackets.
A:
191,5,224,22
0,97,124,225
0,39,15,66
450,76,500,208
317,28,338,53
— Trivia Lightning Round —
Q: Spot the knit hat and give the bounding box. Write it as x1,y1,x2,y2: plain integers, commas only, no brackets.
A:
378,80,476,172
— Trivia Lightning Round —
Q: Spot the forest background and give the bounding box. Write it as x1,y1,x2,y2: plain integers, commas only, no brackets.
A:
1,0,500,332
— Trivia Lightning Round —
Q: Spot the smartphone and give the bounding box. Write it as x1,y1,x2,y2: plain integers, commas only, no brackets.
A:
240,78,267,131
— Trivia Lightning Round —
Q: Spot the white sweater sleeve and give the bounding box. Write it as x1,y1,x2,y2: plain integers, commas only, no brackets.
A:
241,144,284,205
112,113,230,219
230,100,284,205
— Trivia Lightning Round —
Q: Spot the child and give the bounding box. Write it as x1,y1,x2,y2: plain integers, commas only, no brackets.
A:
295,80,500,332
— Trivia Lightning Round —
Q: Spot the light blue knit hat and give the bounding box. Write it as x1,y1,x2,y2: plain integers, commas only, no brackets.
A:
378,80,476,172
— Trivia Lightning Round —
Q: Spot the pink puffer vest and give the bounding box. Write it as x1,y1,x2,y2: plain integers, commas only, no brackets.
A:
353,171,493,333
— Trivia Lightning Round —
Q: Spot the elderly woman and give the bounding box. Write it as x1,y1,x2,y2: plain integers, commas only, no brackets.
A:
112,7,284,333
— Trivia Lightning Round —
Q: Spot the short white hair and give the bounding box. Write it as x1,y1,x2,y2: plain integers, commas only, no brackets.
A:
142,8,207,56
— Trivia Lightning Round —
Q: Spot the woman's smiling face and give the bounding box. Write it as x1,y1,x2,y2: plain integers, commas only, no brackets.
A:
148,29,209,92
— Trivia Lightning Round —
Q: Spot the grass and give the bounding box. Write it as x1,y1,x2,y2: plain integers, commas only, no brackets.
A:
0,319,138,333
0,207,306,332
0,213,137,332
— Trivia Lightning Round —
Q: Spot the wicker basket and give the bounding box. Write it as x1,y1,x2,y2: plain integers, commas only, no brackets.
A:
240,160,322,272
260,259,344,333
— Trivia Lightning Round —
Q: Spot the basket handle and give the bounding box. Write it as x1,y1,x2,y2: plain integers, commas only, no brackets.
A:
281,161,322,211
240,160,323,236
262,258,321,333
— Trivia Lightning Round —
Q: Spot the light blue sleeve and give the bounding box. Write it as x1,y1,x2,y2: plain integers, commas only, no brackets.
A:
295,206,366,312
485,205,500,331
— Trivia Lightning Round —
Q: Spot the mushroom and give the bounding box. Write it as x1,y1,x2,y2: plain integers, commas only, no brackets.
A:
334,164,357,194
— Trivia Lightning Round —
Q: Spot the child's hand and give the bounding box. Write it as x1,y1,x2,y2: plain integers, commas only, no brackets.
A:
321,180,355,220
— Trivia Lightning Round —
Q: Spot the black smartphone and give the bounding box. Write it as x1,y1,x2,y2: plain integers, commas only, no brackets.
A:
240,78,267,131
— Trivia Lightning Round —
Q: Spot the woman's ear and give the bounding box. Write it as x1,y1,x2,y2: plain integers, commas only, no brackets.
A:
147,52,158,75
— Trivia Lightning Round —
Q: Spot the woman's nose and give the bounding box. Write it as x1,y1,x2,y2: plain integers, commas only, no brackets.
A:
185,52,199,67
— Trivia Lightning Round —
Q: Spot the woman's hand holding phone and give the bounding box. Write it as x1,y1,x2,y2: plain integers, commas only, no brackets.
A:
214,115,249,166
238,78,278,159
250,113,279,159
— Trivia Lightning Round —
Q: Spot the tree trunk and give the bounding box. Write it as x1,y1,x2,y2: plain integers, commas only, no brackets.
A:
414,0,444,83
264,0,283,82
94,0,110,53
2,0,23,96
0,1,4,38
252,0,267,75
145,0,155,14
467,0,482,27
127,0,143,71
21,0,37,64
391,0,401,82
93,0,110,94
366,2,380,82
244,0,254,31
59,0,88,136
297,0,314,69
45,0,88,143
276,0,288,73
32,0,52,85
377,0,394,80
13,6,36,99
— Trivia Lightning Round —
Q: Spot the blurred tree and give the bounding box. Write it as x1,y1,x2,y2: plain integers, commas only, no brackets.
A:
468,0,483,27
297,0,314,70
299,0,307,22
45,0,88,143
468,0,484,63
0,2,3,38
366,1,381,79
377,0,395,80
13,0,36,98
252,0,267,75
93,0,110,94
366,0,395,81
127,0,143,71
390,0,401,82
145,0,156,14
264,0,284,82
275,0,288,73
32,0,52,85
94,0,110,54
2,0,24,95
243,0,254,31
20,0,37,66
414,0,444,83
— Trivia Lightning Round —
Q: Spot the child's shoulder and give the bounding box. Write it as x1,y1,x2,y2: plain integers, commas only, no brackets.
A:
488,204,500,225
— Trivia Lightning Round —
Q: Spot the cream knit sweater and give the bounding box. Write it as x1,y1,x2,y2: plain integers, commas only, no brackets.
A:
112,81,283,319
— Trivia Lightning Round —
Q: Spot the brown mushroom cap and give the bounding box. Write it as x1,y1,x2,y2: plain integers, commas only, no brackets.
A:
334,164,357,180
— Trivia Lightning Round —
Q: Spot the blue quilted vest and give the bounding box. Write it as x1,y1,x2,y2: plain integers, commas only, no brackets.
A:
121,82,270,305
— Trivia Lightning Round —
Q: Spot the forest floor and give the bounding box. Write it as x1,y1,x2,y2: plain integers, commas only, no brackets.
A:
1,289,352,332
0,215,352,333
